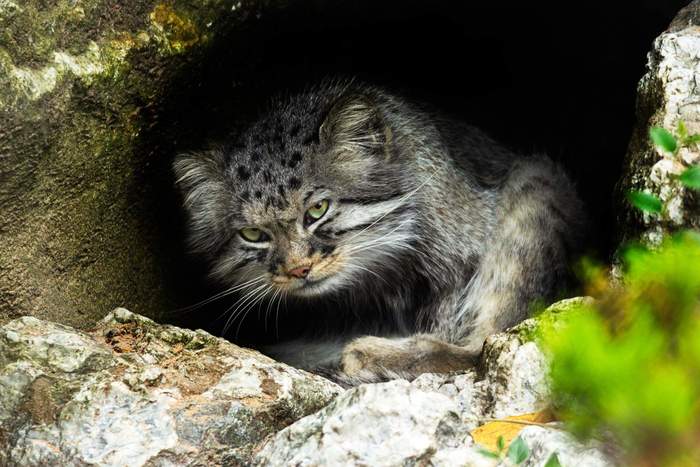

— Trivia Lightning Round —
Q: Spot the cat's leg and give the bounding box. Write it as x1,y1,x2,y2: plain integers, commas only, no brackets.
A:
338,333,478,382
338,157,584,382
435,157,585,353
335,287,479,383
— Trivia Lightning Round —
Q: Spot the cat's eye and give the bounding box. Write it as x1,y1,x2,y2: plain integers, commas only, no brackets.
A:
239,227,269,242
304,199,330,225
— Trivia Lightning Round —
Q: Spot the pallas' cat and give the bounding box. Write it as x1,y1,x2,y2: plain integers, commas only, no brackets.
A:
174,80,585,384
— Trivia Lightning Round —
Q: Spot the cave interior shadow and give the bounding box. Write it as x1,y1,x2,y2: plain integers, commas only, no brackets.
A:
139,0,689,345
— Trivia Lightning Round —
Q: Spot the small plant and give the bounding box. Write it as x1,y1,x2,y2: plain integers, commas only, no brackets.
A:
478,435,530,465
628,122,700,214
542,232,700,465
477,435,561,466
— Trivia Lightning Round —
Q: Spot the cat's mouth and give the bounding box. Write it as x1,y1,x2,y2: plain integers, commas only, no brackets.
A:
301,276,329,288
269,255,343,296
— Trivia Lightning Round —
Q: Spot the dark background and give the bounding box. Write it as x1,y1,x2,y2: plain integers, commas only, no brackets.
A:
150,0,691,340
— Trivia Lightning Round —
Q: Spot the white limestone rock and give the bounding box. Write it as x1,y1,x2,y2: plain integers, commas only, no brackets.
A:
254,379,484,467
255,297,614,467
618,0,700,244
1,299,617,467
0,308,342,467
412,298,592,427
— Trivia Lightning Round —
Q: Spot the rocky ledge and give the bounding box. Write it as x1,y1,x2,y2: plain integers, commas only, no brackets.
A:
0,298,613,466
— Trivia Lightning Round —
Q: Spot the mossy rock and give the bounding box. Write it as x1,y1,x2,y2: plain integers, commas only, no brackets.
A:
512,297,594,344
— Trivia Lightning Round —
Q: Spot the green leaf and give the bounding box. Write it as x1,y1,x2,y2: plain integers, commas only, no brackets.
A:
497,435,505,452
683,134,700,146
477,448,501,459
678,121,688,140
627,191,663,214
649,127,678,153
544,453,563,467
680,166,700,190
507,437,530,465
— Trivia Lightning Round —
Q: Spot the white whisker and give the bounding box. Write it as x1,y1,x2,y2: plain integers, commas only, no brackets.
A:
221,283,268,334
342,170,437,246
264,287,281,332
171,276,265,314
234,285,274,338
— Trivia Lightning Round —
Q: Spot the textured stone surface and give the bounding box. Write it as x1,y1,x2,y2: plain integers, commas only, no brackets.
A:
410,298,592,427
617,0,700,246
0,308,342,466
254,380,482,467
255,297,614,467
0,300,615,466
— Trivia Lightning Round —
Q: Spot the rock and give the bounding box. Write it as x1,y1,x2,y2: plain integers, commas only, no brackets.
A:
412,298,593,427
253,379,485,467
255,297,615,467
0,300,616,466
0,308,342,466
617,0,700,246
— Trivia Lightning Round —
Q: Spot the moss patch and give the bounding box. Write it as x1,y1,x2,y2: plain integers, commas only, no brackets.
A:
514,297,593,343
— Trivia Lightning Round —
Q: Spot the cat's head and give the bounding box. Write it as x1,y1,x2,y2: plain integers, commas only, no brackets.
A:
174,87,416,298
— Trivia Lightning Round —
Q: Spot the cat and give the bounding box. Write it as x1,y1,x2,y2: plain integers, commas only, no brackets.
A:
173,79,586,384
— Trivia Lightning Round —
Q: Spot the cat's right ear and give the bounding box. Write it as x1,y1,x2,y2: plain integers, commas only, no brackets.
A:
319,94,392,160
172,149,229,253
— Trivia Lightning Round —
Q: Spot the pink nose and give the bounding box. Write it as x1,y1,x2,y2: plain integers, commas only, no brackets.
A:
287,265,311,279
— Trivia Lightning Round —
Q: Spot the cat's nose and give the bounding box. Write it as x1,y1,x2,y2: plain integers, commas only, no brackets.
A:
287,265,311,279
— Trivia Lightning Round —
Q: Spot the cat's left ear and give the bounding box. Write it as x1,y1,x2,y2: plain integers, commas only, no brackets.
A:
319,94,393,160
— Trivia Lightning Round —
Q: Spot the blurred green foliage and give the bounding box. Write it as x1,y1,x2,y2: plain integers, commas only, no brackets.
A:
542,232,700,465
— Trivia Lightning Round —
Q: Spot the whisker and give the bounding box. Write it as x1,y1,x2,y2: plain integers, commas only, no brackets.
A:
235,285,274,338
342,170,437,246
264,287,281,332
221,283,268,334
276,289,289,340
171,276,265,314
346,263,390,286
348,237,423,258
343,219,415,255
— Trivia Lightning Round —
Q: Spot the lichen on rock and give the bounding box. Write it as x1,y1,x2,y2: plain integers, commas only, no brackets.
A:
0,301,617,466
0,308,341,466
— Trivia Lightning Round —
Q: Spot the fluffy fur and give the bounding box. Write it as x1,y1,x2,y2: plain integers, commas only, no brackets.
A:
174,80,586,384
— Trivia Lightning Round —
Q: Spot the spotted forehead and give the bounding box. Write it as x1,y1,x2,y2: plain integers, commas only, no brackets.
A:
227,153,308,221
224,95,329,216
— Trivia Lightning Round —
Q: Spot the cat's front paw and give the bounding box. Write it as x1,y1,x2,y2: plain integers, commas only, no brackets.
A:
339,334,478,383
340,336,398,379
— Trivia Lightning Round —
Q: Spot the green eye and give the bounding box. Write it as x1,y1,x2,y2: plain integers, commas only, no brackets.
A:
240,227,267,242
305,199,329,225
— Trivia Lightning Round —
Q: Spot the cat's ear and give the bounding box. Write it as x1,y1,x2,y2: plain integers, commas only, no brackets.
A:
320,95,393,159
173,148,226,201
173,149,230,254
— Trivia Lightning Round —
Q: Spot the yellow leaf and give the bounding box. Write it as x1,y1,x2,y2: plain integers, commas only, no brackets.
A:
470,410,555,452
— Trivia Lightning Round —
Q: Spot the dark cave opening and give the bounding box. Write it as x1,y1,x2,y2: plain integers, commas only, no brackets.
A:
143,0,690,344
